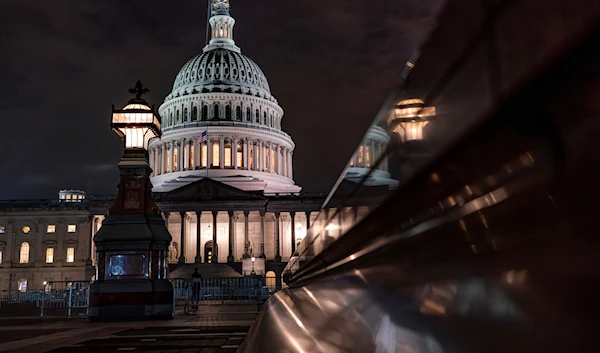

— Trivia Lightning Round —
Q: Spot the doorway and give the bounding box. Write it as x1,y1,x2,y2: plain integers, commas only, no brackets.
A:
205,240,218,263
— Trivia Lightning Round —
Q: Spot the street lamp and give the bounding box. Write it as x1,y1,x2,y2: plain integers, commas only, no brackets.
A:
89,81,173,322
387,99,436,142
251,256,256,275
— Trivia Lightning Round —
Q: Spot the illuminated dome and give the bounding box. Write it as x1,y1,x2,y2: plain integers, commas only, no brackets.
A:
148,0,301,195
169,49,274,102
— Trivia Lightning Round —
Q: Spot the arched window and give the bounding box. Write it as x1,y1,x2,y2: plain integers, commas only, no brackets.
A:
263,112,267,125
249,145,254,169
176,110,180,124
19,242,30,264
246,107,251,121
192,106,198,121
169,113,173,126
225,105,232,120
184,107,188,122
237,143,243,167
202,105,208,120
212,142,220,167
270,114,274,127
213,104,220,119
255,109,260,123
236,106,242,120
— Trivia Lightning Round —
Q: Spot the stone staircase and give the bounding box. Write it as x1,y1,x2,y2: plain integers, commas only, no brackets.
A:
169,263,243,279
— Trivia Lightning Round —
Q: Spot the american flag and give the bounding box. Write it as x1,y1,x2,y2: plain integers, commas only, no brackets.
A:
194,130,207,144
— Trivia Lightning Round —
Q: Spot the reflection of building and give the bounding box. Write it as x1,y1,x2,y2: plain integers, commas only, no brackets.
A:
346,126,399,188
0,0,325,292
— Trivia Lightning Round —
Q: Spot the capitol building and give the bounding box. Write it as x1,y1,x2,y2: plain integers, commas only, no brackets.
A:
0,0,397,292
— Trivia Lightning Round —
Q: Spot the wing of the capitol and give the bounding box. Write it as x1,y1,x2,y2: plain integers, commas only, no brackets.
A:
0,0,397,291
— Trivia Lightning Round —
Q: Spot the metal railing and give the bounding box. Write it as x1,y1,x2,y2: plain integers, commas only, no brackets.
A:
40,281,90,318
171,276,273,314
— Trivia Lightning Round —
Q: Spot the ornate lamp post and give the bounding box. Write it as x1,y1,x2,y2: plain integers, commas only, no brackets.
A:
89,81,173,321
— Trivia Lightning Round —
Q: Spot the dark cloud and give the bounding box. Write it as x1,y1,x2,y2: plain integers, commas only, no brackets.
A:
0,0,442,199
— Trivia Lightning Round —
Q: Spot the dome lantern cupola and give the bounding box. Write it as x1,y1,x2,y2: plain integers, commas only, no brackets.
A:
204,0,240,53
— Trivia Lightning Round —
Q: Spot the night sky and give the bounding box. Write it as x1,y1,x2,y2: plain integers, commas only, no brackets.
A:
0,0,440,200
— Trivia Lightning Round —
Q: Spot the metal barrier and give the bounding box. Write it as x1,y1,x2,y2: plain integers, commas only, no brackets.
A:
0,290,43,306
40,281,91,318
171,276,272,314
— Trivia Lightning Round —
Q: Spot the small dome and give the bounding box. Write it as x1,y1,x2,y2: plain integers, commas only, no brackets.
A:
170,49,272,100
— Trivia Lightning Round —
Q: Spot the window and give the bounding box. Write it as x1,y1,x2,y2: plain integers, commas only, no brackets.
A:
66,248,75,263
212,142,220,167
365,145,371,167
192,106,198,121
213,104,220,119
273,150,278,173
266,271,276,290
246,107,251,121
237,144,243,167
189,145,194,169
0,226,4,234
173,148,178,171
22,226,31,234
176,110,180,124
20,242,30,264
255,109,259,123
67,224,77,233
184,107,188,122
236,106,242,120
167,151,171,172
263,112,267,125
46,248,54,263
201,143,208,167
249,145,254,169
225,105,232,120
18,278,27,293
47,225,56,233
224,145,232,167
358,146,364,167
265,149,270,171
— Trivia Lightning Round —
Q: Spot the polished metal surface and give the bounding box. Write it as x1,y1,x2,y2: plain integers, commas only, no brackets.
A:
240,0,600,352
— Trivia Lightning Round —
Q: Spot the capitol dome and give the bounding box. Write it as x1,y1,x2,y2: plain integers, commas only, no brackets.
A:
169,49,274,102
148,0,301,195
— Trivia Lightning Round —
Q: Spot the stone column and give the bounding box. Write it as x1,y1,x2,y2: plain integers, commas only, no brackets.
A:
290,211,296,255
259,211,265,258
212,211,218,263
178,211,186,264
219,137,225,169
253,141,258,170
195,211,202,263
233,137,238,169
362,141,368,167
305,211,311,229
260,141,266,171
207,139,213,168
243,211,250,258
274,212,281,262
227,211,234,263
194,140,200,169
180,139,186,171
242,139,248,169
289,151,293,179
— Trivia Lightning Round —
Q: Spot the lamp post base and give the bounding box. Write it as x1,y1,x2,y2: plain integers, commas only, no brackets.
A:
88,279,174,322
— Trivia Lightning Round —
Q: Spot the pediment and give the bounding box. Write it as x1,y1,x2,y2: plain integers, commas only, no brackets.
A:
156,178,266,203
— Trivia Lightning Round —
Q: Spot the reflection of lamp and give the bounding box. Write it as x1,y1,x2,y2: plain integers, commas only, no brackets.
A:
251,256,256,275
388,99,435,142
325,223,336,231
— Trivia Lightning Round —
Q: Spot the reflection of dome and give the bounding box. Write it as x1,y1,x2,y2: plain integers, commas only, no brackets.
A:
148,0,301,195
346,126,398,188
170,49,273,102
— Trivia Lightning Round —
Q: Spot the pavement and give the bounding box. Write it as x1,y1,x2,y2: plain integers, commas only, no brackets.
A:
0,305,259,353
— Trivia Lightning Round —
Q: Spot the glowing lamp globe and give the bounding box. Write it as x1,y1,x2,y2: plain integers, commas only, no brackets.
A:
111,81,162,150
388,99,436,142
